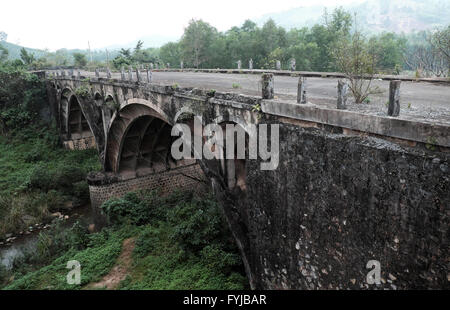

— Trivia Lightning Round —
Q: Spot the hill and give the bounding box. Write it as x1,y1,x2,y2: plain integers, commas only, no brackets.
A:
256,0,450,34
0,41,47,60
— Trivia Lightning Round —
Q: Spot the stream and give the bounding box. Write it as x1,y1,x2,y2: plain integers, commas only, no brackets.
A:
0,204,95,270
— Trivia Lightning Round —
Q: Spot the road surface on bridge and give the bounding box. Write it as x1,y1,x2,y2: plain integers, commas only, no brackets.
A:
80,70,450,124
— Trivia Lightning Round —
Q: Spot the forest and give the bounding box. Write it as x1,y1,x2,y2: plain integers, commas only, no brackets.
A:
1,8,449,77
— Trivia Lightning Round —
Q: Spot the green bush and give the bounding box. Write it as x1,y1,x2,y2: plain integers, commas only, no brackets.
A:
133,226,160,258
28,164,54,191
72,181,89,207
167,196,224,253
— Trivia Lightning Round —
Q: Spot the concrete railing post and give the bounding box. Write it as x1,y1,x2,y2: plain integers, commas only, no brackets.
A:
106,67,112,79
128,66,133,81
249,59,253,70
276,60,281,71
69,69,74,77
77,70,81,78
95,68,99,78
155,63,159,70
136,67,141,82
180,61,184,69
261,73,274,99
167,63,170,69
146,67,152,83
337,80,348,110
290,58,296,71
120,67,125,80
61,70,66,77
388,80,401,117
237,60,242,70
297,76,306,104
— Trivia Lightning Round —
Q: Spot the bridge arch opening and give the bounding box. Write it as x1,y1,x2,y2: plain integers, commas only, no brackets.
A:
67,95,94,141
117,114,178,177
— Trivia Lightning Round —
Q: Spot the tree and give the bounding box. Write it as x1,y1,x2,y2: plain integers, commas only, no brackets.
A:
0,31,7,42
369,32,407,73
73,53,87,68
20,48,35,65
180,19,218,68
160,42,181,68
403,28,449,77
0,44,8,63
332,28,381,103
430,25,450,63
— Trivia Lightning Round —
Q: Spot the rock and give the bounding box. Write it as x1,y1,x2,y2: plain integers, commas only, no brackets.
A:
5,233,12,238
63,201,73,210
88,224,96,233
64,215,69,220
388,273,397,281
51,212,62,218
21,215,35,223
350,279,356,285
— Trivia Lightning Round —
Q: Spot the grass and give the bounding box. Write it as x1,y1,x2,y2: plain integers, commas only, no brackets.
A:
0,125,101,237
1,191,248,290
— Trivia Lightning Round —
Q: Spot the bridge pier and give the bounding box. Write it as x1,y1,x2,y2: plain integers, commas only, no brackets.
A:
87,161,207,209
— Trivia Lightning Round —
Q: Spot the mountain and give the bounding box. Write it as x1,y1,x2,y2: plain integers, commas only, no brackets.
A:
0,41,47,60
256,0,450,34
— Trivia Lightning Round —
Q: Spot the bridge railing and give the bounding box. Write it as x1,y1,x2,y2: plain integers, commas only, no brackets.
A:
44,67,447,119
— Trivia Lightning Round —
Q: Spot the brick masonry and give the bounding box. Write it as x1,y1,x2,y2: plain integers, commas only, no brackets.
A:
89,163,207,209
63,136,96,150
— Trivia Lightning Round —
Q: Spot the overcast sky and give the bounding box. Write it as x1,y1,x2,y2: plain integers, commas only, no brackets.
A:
0,0,363,51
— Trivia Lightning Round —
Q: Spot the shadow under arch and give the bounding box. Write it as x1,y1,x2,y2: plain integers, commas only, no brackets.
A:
67,95,96,142
105,100,177,175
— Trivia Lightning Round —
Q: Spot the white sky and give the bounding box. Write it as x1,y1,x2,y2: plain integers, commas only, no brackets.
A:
0,0,363,51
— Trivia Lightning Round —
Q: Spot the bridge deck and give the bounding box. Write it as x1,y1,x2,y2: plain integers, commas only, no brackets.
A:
79,70,450,125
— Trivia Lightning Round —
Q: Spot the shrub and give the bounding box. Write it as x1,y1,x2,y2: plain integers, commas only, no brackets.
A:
28,164,54,192
101,192,151,226
133,226,161,258
167,196,224,253
72,181,89,207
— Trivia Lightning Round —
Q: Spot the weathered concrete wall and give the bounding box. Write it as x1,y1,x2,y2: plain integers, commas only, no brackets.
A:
229,122,449,289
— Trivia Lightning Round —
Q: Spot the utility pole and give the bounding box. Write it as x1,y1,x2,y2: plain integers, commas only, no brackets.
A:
88,41,92,62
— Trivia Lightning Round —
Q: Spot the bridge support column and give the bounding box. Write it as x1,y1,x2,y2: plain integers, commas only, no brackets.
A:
87,163,207,210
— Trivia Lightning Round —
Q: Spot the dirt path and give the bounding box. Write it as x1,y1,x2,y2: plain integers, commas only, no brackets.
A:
86,237,135,290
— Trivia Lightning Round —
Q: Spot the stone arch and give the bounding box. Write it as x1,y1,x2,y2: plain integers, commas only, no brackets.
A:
105,100,174,175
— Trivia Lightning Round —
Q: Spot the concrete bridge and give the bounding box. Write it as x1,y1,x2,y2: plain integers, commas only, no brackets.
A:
45,69,449,290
